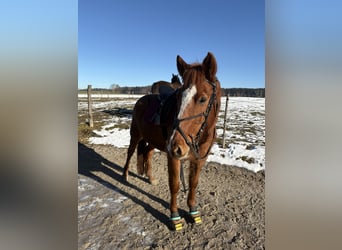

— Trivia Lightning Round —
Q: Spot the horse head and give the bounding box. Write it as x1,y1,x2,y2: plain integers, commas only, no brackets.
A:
171,74,181,84
167,52,221,160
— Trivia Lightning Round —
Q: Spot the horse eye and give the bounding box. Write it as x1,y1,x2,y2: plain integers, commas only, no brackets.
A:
198,96,207,104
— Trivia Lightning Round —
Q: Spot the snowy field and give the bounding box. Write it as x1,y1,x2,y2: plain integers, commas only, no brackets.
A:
78,94,265,172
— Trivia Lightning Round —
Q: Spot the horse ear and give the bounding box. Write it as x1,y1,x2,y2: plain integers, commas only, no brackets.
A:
202,52,217,81
177,55,189,77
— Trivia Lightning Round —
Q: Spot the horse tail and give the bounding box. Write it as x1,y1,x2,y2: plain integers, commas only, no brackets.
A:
137,140,147,175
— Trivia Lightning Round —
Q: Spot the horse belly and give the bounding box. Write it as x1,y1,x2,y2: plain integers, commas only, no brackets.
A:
140,124,166,151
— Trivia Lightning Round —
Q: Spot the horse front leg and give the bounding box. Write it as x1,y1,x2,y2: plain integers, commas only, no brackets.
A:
187,159,206,224
167,156,183,230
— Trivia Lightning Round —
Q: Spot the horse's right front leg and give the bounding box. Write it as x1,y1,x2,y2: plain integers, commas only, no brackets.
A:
167,156,183,230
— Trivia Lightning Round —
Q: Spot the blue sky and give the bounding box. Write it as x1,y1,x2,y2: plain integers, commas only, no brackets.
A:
78,0,264,89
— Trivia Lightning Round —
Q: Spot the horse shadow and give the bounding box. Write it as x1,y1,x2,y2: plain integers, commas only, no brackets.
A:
78,142,186,229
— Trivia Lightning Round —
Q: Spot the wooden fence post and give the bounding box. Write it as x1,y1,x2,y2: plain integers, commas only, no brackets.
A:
87,85,94,128
222,94,229,148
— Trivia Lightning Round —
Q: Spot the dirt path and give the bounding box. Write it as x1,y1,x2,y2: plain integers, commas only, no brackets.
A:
78,143,265,249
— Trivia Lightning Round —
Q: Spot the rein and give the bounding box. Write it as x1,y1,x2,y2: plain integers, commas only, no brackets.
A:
174,79,217,160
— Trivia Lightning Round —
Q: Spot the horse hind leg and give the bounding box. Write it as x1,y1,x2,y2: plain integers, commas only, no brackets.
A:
144,144,158,185
137,141,158,185
123,133,140,182
137,140,147,175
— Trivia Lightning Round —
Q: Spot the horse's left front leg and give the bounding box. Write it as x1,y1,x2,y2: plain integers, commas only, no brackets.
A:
187,159,206,224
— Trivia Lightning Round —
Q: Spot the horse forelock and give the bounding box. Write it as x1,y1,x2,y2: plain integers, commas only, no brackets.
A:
181,64,208,92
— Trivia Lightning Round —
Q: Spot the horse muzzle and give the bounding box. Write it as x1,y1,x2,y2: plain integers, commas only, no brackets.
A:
168,131,190,159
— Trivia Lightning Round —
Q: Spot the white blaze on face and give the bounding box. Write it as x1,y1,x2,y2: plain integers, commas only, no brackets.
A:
177,85,197,119
167,85,197,153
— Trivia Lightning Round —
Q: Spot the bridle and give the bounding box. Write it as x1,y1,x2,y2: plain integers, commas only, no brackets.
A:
173,79,218,160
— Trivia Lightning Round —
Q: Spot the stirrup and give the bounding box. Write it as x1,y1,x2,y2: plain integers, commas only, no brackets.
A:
170,216,184,231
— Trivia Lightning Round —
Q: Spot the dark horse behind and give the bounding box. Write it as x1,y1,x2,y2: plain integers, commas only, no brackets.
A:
123,52,221,230
151,74,182,95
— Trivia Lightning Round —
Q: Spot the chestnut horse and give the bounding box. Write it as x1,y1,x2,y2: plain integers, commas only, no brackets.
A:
151,74,182,95
123,52,221,230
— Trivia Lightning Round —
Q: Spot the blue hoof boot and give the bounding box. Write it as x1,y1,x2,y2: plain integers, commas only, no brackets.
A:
170,215,184,231
189,209,202,224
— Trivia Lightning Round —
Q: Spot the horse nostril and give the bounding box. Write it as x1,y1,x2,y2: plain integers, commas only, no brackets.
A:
176,147,182,156
173,145,183,157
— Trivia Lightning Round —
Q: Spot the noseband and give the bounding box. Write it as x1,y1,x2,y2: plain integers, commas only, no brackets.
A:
173,79,218,160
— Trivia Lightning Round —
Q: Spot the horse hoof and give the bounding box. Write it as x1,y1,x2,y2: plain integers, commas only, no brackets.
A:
170,216,184,231
189,211,202,224
193,216,202,224
149,178,159,185
173,222,183,231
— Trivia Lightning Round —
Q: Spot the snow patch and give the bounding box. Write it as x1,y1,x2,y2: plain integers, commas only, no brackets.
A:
84,96,265,172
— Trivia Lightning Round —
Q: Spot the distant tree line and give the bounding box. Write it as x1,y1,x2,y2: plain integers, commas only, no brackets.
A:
79,86,265,97
78,86,150,95
221,88,265,97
